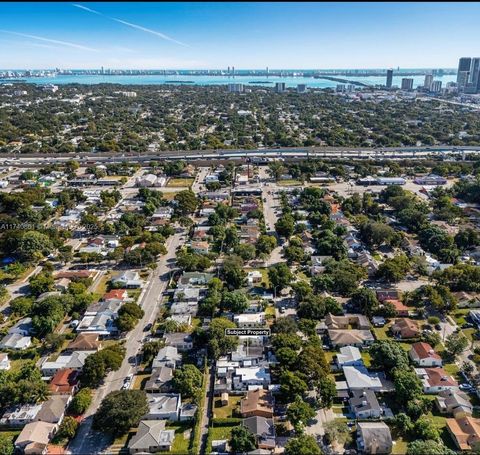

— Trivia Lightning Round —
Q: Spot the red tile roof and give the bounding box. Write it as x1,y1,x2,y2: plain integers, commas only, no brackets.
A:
48,368,78,394
411,342,442,360
103,289,127,301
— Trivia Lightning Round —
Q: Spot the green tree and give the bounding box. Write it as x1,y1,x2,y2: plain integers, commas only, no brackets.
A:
16,231,53,261
406,440,455,455
413,416,440,441
69,388,92,415
93,390,148,436
174,190,198,215
172,365,203,403
0,433,14,455
284,434,322,455
287,397,315,433
275,213,295,238
222,255,246,289
445,332,469,359
316,376,336,408
393,368,423,402
279,371,308,402
376,255,411,282
221,290,248,313
369,340,410,371
57,416,79,439
268,262,294,295
350,288,379,317
256,235,277,255
229,425,256,453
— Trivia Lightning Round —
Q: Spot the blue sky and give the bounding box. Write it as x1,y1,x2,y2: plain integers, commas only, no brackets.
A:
1,2,480,69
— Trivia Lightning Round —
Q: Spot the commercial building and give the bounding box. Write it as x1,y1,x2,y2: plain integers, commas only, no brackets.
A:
431,80,443,93
274,82,286,93
424,74,433,90
457,57,472,90
228,83,244,93
297,84,308,93
386,69,393,88
401,78,414,90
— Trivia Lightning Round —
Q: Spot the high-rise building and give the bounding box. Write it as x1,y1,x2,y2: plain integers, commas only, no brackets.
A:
297,84,308,93
275,82,286,93
469,58,480,88
401,78,414,90
386,69,393,88
430,80,442,93
424,74,433,90
228,83,244,93
457,57,472,91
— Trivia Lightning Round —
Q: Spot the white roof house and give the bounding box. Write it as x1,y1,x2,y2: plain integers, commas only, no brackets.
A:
233,367,271,390
343,366,384,391
41,351,95,377
112,270,143,288
336,346,363,367
0,333,32,350
144,394,181,421
233,313,266,328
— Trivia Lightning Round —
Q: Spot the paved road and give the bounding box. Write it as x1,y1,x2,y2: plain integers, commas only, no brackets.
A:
199,364,215,455
258,168,283,266
68,231,184,455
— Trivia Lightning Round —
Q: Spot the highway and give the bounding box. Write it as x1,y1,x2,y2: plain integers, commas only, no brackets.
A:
1,145,480,168
68,231,184,455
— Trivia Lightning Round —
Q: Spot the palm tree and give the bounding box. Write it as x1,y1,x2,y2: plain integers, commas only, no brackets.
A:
268,161,285,181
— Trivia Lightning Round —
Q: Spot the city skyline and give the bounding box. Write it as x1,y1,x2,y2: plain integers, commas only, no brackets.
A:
1,2,480,70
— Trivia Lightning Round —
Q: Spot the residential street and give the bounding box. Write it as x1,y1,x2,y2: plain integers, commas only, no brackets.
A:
68,231,184,454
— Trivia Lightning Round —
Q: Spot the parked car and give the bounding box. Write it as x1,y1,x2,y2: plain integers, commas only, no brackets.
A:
143,323,153,332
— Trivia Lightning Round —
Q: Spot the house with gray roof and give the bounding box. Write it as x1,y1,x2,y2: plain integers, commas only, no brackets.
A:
128,420,175,454
152,346,182,370
242,416,275,450
34,395,70,425
144,367,174,393
356,421,392,454
349,390,382,419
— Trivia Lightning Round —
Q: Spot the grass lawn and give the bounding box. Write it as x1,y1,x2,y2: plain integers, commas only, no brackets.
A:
213,396,241,419
206,426,236,454
0,430,20,446
93,273,110,295
361,350,372,367
463,328,476,341
453,309,470,326
296,271,310,282
167,178,194,188
277,179,303,186
167,423,193,454
162,191,179,201
265,306,275,317
372,323,392,340
444,362,460,379
132,373,150,390
324,350,337,364
392,438,409,455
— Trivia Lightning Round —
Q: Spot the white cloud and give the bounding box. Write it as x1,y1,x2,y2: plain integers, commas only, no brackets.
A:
0,30,98,52
72,3,190,47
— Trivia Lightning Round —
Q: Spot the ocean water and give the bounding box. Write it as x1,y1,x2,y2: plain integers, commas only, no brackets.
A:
2,74,457,88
